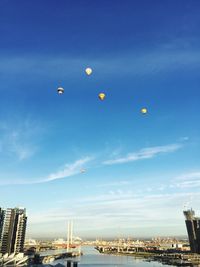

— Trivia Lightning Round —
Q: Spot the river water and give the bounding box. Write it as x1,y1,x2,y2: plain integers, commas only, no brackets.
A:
53,246,171,267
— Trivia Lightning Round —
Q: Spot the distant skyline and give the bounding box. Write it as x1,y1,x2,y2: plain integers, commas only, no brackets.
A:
0,0,200,239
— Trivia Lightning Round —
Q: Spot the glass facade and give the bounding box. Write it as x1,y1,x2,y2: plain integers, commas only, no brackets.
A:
184,209,200,254
0,207,27,255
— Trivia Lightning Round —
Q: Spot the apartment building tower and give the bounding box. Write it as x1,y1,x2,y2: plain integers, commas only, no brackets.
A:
183,209,200,254
0,207,27,255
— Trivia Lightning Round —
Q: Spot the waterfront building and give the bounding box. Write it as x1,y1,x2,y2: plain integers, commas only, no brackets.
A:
25,239,37,246
0,207,27,254
183,209,200,253
52,238,67,248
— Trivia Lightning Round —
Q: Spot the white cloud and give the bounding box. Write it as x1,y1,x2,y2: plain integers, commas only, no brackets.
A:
8,131,36,160
86,180,131,188
0,156,93,186
0,120,40,160
45,157,92,182
28,190,200,238
1,47,200,80
180,136,189,142
174,172,200,188
103,143,182,165
177,172,200,181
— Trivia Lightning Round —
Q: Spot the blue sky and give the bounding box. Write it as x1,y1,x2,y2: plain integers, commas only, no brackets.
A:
0,0,200,239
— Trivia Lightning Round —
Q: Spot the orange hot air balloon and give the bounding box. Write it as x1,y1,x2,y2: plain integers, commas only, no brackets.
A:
98,93,106,101
85,67,92,75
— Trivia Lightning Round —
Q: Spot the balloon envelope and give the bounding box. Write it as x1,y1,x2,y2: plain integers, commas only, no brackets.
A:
98,93,106,100
141,107,148,114
57,87,64,94
85,67,92,75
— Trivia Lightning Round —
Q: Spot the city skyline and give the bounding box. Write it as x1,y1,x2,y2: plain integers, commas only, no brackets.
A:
0,0,200,238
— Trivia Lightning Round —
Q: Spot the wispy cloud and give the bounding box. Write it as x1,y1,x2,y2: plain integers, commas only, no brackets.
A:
97,180,131,187
45,157,92,182
0,119,40,161
174,172,200,188
28,190,200,238
0,156,93,186
86,180,131,189
103,143,182,165
7,131,36,160
1,46,200,82
179,136,189,142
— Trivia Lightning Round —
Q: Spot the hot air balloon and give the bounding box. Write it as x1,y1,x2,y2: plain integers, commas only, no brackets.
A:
98,93,106,101
85,67,92,75
57,87,64,94
141,107,148,114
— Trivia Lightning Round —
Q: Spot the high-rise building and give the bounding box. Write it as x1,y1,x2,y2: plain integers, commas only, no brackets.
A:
0,207,27,255
0,208,5,248
183,209,200,254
